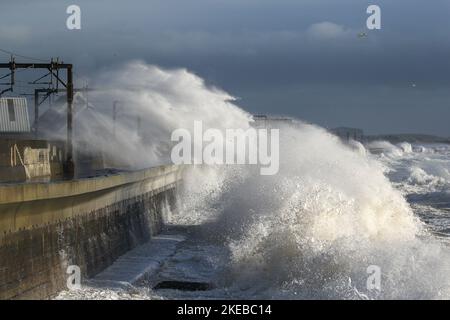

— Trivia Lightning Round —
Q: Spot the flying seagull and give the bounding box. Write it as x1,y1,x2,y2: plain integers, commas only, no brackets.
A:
358,32,368,38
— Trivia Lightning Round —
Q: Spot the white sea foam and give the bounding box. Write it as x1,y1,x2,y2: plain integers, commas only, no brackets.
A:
177,125,450,299
408,166,447,189
398,142,413,154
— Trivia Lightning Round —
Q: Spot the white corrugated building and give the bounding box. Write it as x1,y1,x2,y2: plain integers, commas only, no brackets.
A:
0,97,31,133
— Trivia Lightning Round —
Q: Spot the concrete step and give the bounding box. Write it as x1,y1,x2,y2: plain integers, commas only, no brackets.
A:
90,234,186,286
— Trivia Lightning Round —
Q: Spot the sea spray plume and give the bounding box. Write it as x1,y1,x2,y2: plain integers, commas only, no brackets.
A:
174,165,251,226
74,61,251,169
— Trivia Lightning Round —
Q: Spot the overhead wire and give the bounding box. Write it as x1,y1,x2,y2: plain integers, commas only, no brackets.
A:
0,47,49,62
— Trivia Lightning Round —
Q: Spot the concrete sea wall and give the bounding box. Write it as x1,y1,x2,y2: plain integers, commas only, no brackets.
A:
0,165,183,299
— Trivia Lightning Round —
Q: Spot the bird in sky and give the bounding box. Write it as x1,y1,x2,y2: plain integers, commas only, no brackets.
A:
357,32,368,38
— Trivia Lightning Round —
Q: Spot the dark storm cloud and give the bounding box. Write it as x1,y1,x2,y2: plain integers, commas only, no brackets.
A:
1,0,449,135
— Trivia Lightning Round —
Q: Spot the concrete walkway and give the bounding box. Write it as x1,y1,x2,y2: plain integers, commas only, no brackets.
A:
91,234,186,286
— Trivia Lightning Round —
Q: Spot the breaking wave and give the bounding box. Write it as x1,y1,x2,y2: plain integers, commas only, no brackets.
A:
179,125,450,299
75,62,450,299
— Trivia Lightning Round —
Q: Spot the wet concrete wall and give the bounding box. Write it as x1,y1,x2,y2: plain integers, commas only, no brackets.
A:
0,165,183,299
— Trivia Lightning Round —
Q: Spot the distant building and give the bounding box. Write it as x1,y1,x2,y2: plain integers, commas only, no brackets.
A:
0,97,31,134
331,127,364,142
252,114,294,128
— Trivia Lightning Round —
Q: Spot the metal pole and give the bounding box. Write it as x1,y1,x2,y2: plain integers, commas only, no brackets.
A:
137,115,141,138
65,64,75,178
34,90,39,137
113,100,118,139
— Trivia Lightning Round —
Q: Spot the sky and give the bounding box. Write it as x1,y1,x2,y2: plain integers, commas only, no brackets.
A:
1,0,450,136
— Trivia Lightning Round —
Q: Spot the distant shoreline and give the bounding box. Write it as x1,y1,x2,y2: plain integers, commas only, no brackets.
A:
365,134,450,144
